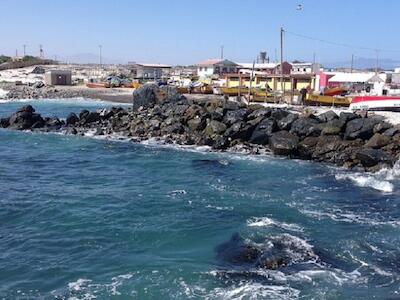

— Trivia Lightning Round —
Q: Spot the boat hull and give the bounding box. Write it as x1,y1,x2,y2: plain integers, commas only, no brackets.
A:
350,96,400,111
305,94,351,107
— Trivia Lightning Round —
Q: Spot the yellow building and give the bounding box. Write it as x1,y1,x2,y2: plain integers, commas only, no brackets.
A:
224,73,315,91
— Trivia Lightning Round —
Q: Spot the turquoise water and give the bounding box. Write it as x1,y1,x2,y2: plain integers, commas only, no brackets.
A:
0,99,400,299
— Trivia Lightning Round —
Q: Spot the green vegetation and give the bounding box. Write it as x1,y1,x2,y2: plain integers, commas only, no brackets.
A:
0,55,11,64
22,55,38,62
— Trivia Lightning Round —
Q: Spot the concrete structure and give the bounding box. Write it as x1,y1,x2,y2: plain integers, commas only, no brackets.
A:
291,62,321,75
238,62,292,75
44,70,72,85
130,63,172,80
196,59,238,78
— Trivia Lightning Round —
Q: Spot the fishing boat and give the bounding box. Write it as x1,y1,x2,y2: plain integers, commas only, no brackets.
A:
305,94,352,107
350,96,400,111
323,86,347,96
86,82,106,88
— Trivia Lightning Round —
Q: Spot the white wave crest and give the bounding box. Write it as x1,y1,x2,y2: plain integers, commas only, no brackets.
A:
335,160,400,193
247,217,304,232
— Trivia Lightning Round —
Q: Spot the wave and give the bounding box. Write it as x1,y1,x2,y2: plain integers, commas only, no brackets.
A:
335,160,400,193
247,217,304,232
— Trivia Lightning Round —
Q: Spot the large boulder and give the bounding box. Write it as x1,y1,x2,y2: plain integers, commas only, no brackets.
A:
269,130,299,156
365,133,391,149
249,118,277,145
298,136,319,159
356,149,394,168
312,135,343,159
271,109,289,121
223,109,248,126
344,118,381,140
290,117,320,137
8,105,44,130
81,112,100,124
205,120,227,137
187,116,206,131
318,110,338,123
321,119,346,135
339,112,359,123
224,121,254,141
132,83,159,110
277,113,298,131
66,113,79,125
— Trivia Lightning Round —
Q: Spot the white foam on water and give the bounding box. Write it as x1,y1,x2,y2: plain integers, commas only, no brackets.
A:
206,282,300,300
247,217,304,232
68,279,92,292
0,88,9,99
301,208,400,227
335,160,400,193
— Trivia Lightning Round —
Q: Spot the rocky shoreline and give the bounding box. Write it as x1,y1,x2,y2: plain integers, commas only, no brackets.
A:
1,84,399,172
0,82,133,103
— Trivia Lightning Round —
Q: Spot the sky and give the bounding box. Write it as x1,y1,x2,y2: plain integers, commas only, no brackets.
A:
1,0,400,66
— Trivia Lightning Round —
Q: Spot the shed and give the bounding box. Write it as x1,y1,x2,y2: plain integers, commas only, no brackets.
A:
44,70,72,85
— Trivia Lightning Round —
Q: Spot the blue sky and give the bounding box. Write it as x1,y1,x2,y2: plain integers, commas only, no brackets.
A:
1,0,400,65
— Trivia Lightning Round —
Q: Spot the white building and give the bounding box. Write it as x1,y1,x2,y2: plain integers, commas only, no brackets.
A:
196,59,238,78
291,62,321,75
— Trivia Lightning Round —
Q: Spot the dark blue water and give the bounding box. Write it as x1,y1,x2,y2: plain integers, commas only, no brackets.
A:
0,99,400,299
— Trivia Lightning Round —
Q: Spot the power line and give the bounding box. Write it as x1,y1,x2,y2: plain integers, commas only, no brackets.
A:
285,30,400,54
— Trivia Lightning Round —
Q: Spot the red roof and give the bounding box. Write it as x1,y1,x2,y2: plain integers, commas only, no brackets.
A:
196,59,222,66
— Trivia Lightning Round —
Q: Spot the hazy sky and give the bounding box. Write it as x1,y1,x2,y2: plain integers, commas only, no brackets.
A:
1,0,400,65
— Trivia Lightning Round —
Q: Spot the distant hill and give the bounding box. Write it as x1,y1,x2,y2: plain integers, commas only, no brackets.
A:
326,57,400,70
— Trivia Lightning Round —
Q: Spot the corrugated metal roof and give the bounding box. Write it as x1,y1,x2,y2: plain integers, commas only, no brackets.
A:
135,63,172,68
237,62,278,69
196,59,222,66
329,72,376,83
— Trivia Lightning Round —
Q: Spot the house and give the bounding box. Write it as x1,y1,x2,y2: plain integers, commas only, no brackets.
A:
237,62,292,75
44,70,72,85
291,62,321,75
130,63,172,79
327,72,382,88
196,59,238,78
224,73,315,91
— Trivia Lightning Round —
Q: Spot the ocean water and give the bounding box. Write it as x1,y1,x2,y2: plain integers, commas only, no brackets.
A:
0,99,400,299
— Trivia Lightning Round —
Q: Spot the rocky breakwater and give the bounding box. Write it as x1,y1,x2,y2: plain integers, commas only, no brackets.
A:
1,83,400,172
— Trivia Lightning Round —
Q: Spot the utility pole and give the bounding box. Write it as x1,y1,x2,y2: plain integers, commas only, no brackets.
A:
15,49,18,58
350,54,354,73
375,49,379,73
220,45,224,60
313,52,316,64
280,27,284,93
39,44,44,59
99,45,102,66
248,59,255,105
23,44,26,57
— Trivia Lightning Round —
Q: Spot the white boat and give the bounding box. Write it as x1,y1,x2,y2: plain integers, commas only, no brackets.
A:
350,96,400,111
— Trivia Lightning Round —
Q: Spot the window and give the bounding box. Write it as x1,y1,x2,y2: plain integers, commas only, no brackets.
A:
199,67,203,71
204,67,208,71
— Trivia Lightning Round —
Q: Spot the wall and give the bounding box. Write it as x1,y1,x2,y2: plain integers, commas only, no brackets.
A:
197,66,214,78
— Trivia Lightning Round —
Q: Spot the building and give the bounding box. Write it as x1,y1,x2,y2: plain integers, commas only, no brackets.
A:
196,59,238,78
44,70,72,85
291,62,321,75
224,73,315,91
130,63,172,80
237,62,292,75
327,72,382,88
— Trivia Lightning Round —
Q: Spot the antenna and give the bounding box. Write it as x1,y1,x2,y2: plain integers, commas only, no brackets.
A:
220,45,224,60
23,44,26,57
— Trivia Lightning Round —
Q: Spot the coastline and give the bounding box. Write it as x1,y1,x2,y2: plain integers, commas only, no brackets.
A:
1,84,399,174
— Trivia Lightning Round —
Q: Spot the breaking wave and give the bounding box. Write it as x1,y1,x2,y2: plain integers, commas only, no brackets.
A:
335,160,400,193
